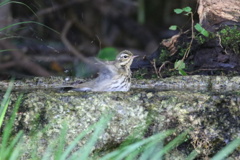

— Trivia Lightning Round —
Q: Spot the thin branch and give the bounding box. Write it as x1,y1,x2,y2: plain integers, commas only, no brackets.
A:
95,35,102,53
151,59,160,78
29,0,88,20
158,61,171,78
0,40,51,76
182,12,195,60
61,20,93,64
0,61,15,70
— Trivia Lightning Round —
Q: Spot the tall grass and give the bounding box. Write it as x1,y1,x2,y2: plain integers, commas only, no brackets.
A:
0,80,13,128
0,0,37,17
0,0,59,40
0,80,24,159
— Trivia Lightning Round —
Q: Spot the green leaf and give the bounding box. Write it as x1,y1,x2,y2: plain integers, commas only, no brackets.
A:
179,70,187,76
183,6,192,13
97,47,118,61
174,60,187,75
174,8,183,14
174,60,185,70
169,25,177,31
194,23,209,37
220,29,227,34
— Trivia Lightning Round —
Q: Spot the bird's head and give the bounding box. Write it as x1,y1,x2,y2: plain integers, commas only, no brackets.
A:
116,50,138,67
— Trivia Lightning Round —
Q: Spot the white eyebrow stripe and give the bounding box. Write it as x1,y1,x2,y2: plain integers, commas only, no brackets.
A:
121,54,129,57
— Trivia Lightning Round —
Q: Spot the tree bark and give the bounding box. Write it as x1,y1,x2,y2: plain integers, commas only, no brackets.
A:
198,0,240,31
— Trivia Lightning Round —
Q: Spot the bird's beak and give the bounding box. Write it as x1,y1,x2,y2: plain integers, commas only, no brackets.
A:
133,55,139,59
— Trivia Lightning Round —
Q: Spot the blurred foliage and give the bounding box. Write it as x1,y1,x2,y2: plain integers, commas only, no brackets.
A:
138,0,145,24
169,25,177,30
97,47,118,61
159,49,170,62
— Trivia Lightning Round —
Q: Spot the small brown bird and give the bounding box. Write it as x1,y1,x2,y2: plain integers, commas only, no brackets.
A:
70,50,137,91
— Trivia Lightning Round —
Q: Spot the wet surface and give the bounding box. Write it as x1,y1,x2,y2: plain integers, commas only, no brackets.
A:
0,75,240,93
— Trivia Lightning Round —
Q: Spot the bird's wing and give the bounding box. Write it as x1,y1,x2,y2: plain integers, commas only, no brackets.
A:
92,58,118,78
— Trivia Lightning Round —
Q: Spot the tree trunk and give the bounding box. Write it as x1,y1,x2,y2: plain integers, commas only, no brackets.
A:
198,0,240,31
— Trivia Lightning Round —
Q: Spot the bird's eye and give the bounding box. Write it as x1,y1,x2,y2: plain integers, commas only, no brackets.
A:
123,55,128,58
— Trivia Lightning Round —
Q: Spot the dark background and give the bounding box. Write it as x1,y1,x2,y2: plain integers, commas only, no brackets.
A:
0,0,198,78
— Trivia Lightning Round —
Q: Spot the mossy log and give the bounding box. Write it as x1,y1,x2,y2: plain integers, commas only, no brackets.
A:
1,76,240,159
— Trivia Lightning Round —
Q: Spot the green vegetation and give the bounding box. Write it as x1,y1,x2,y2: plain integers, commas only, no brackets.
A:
218,26,240,55
166,6,240,77
159,49,170,62
0,80,13,128
168,6,212,76
194,23,209,38
174,60,187,75
97,47,118,61
133,68,148,79
164,6,240,77
0,80,23,160
168,6,196,76
0,21,60,35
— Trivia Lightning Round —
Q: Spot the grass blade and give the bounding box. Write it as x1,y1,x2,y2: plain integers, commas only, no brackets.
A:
0,0,37,18
100,130,174,160
54,124,68,159
5,131,24,159
0,94,23,159
0,80,14,128
0,21,59,34
211,138,240,160
151,130,188,159
60,115,112,160
139,140,164,160
9,136,24,160
185,150,199,160
68,115,112,160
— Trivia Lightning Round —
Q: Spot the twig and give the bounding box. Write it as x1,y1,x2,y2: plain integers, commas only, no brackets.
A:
29,0,88,20
151,59,160,78
61,20,93,64
0,61,15,70
158,61,171,78
182,12,195,60
216,33,229,55
67,11,108,47
0,40,51,76
95,35,102,53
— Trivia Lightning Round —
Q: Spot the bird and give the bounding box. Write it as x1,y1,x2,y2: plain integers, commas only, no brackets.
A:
67,50,137,92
